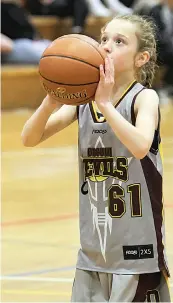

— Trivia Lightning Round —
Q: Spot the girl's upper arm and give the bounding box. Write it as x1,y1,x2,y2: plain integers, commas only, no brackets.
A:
134,89,159,147
41,104,77,142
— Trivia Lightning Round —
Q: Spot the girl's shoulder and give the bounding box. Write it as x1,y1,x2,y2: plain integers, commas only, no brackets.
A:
134,88,159,111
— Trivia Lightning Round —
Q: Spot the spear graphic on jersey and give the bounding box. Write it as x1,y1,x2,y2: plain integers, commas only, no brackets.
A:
82,136,132,261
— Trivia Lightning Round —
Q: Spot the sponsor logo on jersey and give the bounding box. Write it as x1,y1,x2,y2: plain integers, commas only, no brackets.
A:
126,250,138,255
123,245,154,260
92,129,107,134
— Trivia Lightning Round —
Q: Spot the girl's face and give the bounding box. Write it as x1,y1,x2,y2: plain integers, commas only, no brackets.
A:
100,19,140,74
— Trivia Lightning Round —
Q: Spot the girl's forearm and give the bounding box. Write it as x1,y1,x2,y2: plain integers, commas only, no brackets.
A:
21,97,61,147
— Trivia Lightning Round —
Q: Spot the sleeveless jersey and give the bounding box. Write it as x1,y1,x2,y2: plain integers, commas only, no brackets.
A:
76,81,169,275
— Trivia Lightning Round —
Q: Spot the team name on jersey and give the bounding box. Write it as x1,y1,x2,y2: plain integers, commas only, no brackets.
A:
82,147,128,182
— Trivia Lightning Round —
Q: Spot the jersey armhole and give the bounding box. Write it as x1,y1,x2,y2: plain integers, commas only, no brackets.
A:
150,109,161,155
131,88,161,155
131,87,146,126
76,105,79,120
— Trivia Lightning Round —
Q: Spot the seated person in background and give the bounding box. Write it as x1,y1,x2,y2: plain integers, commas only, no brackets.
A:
118,0,134,7
103,0,133,14
135,0,173,98
132,0,160,14
1,1,51,65
23,0,89,34
86,0,111,17
86,0,132,17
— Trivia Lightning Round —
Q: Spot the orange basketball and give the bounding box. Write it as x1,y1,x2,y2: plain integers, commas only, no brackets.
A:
39,34,105,105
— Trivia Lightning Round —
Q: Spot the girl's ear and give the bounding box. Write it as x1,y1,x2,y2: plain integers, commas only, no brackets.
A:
135,51,150,68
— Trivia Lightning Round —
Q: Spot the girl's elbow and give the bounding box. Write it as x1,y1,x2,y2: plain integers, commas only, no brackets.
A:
134,151,147,160
21,138,32,147
133,146,150,160
21,134,37,147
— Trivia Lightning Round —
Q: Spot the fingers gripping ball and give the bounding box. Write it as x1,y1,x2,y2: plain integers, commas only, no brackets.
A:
39,34,105,105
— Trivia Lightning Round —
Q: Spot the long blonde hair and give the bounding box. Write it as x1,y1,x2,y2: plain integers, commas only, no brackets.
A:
102,14,158,88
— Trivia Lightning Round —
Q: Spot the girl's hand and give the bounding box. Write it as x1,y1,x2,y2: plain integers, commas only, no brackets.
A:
95,55,115,109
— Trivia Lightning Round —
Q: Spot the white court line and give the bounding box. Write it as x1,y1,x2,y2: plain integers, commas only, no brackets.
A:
2,147,173,158
0,276,73,283
2,146,78,157
0,276,172,287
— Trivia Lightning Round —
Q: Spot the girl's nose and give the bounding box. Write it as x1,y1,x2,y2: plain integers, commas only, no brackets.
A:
103,43,112,54
103,44,112,54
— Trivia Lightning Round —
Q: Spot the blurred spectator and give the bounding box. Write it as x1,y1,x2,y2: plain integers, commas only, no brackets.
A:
86,0,132,16
135,0,173,97
23,0,89,34
133,0,160,15
86,0,111,17
118,0,134,7
1,1,51,64
103,0,133,14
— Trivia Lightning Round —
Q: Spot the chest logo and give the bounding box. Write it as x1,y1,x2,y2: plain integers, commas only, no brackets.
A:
82,147,128,183
92,129,107,134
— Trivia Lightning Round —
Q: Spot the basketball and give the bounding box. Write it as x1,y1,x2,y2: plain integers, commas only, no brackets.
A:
39,34,105,105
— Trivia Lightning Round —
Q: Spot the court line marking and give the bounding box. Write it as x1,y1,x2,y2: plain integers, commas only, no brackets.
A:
2,146,77,157
1,213,78,227
1,276,172,287
0,276,73,282
1,140,172,157
2,201,173,228
2,265,75,277
1,289,71,297
2,237,78,250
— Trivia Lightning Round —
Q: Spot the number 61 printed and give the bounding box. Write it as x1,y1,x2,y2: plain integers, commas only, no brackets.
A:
108,183,142,218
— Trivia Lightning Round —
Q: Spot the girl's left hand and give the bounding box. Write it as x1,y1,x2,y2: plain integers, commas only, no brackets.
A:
94,55,115,109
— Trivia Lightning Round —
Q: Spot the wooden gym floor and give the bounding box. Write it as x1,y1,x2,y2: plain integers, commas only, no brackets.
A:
1,103,173,302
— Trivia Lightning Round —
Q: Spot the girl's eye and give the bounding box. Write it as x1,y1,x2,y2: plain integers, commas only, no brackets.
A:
115,38,123,44
101,37,107,43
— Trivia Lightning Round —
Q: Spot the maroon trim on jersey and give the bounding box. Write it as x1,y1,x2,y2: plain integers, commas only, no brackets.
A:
131,90,161,155
132,272,161,302
77,105,79,120
140,156,170,276
130,87,146,126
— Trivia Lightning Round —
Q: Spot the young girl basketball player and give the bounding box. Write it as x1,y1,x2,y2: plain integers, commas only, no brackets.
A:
22,15,171,302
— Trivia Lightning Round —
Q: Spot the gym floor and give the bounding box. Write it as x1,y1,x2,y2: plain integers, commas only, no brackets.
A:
1,103,173,302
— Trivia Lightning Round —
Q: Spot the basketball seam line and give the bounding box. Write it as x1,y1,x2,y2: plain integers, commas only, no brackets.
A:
56,35,105,61
40,54,100,70
39,72,98,86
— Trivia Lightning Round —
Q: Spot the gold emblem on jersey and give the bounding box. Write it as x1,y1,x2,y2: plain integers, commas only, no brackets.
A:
82,147,128,182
